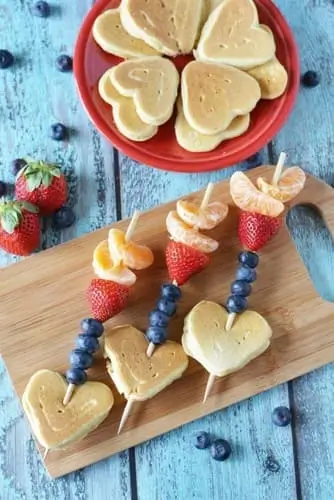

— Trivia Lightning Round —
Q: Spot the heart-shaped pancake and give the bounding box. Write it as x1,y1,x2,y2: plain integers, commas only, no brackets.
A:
92,9,159,58
182,61,260,134
248,57,288,100
196,0,276,69
175,98,250,152
22,370,114,450
110,56,179,126
120,0,205,56
104,325,188,401
99,69,158,141
182,301,272,377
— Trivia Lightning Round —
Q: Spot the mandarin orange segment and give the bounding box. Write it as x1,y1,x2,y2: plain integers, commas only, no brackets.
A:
93,240,137,286
166,211,219,254
108,228,154,270
256,166,306,203
176,200,229,230
230,171,285,217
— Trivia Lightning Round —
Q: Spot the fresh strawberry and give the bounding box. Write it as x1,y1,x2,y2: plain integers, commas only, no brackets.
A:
165,240,210,286
87,279,130,323
0,200,40,256
15,159,67,214
238,211,282,251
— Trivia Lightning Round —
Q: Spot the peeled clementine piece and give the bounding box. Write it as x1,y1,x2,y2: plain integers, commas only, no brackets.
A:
166,211,219,254
93,240,137,286
256,166,306,203
176,200,229,230
230,171,285,217
108,228,154,270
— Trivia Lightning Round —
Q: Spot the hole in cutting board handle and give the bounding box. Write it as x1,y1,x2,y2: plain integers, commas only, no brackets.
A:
286,204,334,302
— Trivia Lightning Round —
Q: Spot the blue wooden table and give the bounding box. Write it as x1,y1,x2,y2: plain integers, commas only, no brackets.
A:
1,1,333,499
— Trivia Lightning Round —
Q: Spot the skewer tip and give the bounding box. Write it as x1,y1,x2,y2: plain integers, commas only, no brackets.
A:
225,312,236,332
43,448,49,460
118,399,134,435
203,374,216,403
146,342,155,358
63,383,76,406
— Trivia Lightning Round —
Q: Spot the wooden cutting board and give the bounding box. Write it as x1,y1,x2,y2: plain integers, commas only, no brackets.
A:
0,166,333,478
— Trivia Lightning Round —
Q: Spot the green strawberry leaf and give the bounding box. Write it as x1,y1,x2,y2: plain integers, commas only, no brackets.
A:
1,210,21,234
19,201,39,213
27,171,44,191
21,159,62,190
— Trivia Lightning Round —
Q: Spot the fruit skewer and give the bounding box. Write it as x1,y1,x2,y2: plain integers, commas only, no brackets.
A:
202,153,306,402
116,183,229,434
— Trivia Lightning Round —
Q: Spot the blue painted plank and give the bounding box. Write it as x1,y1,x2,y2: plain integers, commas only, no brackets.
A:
0,1,131,498
118,152,296,500
274,1,334,497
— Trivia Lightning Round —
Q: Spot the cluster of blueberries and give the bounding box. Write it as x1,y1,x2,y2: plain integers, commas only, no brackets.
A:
66,318,104,386
146,283,182,345
226,250,259,314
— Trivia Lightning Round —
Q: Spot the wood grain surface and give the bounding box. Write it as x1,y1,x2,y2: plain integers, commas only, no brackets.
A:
0,0,333,498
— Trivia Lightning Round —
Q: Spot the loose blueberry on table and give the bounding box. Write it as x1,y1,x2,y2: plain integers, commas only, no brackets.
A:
50,123,68,141
195,431,211,450
31,1,50,18
0,49,14,69
0,181,7,197
245,152,262,169
12,158,27,176
272,406,292,427
53,206,76,229
302,70,320,88
210,439,232,461
56,54,73,72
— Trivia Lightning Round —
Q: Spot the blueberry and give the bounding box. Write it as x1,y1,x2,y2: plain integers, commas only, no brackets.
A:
157,298,177,317
70,349,93,370
76,334,99,354
231,280,251,297
245,152,262,169
236,265,257,283
272,406,292,427
50,123,68,141
149,309,170,328
146,326,167,345
56,54,73,72
210,439,232,461
53,206,76,230
66,367,87,385
0,50,14,69
161,283,182,301
0,181,7,197
195,431,211,449
238,251,259,268
81,318,104,337
12,158,27,176
31,1,50,17
226,295,248,313
302,70,320,88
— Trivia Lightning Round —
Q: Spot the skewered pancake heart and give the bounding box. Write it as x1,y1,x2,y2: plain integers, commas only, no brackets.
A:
99,69,158,141
248,57,288,100
22,370,114,450
104,325,188,402
120,0,205,56
92,8,159,58
110,56,179,126
182,301,272,377
181,61,260,135
175,98,250,152
196,0,276,70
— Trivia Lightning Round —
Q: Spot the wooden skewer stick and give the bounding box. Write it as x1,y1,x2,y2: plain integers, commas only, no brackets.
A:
225,312,236,332
203,373,216,403
63,383,76,406
43,448,49,460
272,152,287,186
118,399,134,435
125,210,141,242
200,182,214,209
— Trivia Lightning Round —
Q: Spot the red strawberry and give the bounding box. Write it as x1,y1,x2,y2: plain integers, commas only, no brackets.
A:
15,159,67,214
87,279,130,323
0,200,40,256
238,211,282,251
165,240,210,286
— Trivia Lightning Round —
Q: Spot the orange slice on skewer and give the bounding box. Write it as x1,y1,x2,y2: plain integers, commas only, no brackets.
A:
166,211,219,253
93,240,137,286
257,166,306,203
230,171,285,217
176,200,229,230
108,228,154,270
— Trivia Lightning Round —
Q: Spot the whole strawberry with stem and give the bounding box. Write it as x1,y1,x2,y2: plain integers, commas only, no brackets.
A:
238,211,282,251
166,240,210,286
0,200,40,256
15,159,67,214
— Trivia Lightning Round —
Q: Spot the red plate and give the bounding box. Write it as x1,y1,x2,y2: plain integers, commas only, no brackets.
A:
74,0,299,173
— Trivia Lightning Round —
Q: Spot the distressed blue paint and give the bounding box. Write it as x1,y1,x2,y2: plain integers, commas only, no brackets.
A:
0,0,334,499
